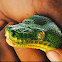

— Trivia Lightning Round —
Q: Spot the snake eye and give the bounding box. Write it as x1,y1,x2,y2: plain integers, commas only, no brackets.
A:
37,31,45,40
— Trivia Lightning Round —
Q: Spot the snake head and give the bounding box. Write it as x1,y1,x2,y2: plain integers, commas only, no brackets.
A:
5,15,62,52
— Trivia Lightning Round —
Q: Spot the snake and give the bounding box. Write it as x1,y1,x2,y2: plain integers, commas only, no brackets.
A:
5,15,62,52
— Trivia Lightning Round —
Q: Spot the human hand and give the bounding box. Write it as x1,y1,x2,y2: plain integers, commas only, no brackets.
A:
46,49,62,61
0,0,62,61
0,0,62,27
0,22,20,61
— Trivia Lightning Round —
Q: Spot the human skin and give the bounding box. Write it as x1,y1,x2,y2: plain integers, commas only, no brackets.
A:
0,0,62,61
0,0,62,26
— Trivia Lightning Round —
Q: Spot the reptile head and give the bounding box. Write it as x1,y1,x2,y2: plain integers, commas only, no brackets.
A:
5,15,62,52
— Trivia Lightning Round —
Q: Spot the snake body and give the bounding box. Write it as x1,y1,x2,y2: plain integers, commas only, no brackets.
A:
5,15,62,52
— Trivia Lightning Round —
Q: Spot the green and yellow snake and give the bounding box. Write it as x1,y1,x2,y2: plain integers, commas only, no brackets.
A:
5,15,62,52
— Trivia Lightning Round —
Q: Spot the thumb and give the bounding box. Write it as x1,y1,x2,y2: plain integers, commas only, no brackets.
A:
46,49,62,61
0,22,19,61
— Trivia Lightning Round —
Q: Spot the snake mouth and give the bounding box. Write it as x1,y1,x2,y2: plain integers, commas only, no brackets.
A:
6,38,55,52
5,30,55,52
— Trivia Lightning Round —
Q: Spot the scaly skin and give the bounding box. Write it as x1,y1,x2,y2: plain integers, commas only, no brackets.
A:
5,15,62,52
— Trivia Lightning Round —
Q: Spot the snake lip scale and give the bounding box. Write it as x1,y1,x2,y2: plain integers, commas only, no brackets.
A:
5,15,62,52
6,36,51,46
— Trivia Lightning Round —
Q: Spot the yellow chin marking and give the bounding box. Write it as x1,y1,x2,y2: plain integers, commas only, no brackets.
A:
6,39,55,52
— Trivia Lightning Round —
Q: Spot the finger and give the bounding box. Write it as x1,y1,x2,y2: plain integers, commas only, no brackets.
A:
46,49,62,61
0,22,19,61
0,20,7,31
14,47,49,61
0,22,15,35
5,22,15,28
0,20,5,27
